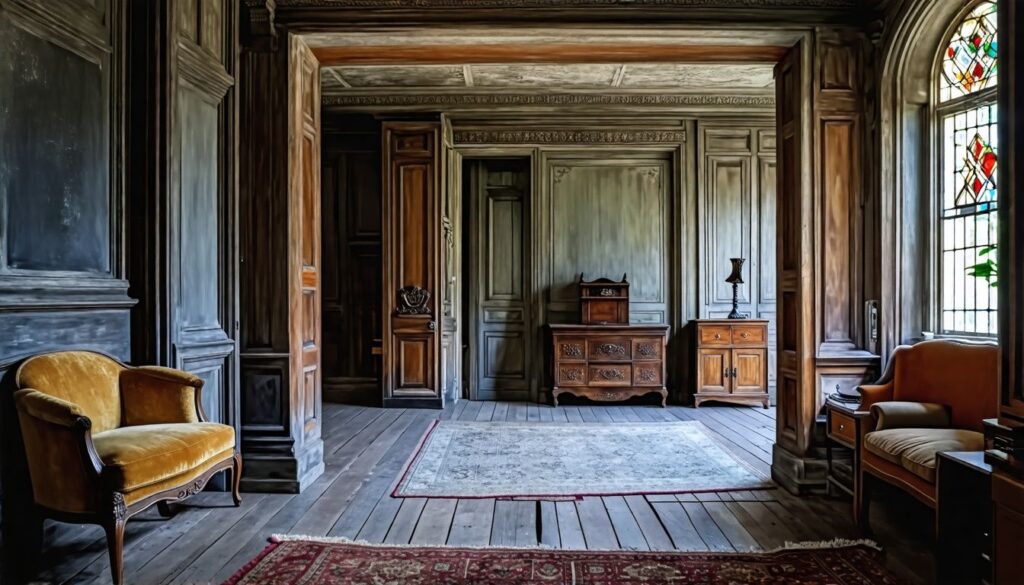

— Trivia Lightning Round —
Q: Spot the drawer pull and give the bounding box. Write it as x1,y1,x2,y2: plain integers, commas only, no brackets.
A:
838,423,846,431
714,333,722,340
741,332,749,339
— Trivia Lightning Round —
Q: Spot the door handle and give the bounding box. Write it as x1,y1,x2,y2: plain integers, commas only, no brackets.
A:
428,320,436,331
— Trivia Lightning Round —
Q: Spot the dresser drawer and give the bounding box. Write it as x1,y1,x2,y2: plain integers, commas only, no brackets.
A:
555,338,586,361
588,338,631,361
556,365,587,386
633,364,663,386
732,324,766,345
588,364,632,386
632,338,663,361
699,325,731,346
829,410,857,446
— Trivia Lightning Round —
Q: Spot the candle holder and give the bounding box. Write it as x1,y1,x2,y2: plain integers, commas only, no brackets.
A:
725,258,748,319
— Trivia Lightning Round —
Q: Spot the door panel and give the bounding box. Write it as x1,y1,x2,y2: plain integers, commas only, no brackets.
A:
699,349,731,393
733,348,767,393
468,159,531,401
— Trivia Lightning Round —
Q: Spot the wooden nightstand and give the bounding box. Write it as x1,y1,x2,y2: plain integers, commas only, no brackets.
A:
825,398,871,502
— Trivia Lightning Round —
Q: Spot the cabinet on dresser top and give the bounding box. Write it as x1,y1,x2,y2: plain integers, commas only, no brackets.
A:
548,324,669,407
694,319,769,408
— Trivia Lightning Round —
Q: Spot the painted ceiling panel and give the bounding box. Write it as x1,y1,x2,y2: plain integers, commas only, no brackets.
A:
331,65,466,87
469,64,621,87
619,63,775,89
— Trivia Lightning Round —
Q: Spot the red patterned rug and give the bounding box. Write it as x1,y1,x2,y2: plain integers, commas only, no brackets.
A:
223,537,905,584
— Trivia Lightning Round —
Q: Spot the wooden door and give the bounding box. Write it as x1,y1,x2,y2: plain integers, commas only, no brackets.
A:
698,349,731,393
382,120,444,408
467,159,532,401
290,37,322,450
732,348,766,393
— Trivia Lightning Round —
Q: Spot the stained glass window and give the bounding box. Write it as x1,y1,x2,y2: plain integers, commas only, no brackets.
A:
940,1,998,102
937,1,999,337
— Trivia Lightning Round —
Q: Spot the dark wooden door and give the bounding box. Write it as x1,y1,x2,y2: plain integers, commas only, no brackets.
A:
466,159,532,401
382,120,444,408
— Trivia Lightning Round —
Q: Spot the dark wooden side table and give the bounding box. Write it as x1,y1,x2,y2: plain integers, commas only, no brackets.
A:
936,451,993,585
825,399,871,506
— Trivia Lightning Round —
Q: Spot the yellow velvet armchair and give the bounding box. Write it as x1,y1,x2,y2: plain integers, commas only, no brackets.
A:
13,350,241,585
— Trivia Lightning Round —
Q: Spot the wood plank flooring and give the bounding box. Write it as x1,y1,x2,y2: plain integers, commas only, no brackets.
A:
25,401,935,584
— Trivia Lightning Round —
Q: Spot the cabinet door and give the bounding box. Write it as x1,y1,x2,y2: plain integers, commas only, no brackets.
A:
698,349,731,393
732,348,767,394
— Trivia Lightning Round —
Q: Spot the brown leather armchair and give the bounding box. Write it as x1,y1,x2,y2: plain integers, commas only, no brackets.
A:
13,350,241,585
856,339,997,531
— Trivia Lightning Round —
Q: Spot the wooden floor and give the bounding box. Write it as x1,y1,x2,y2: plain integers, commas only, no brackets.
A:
25,401,935,584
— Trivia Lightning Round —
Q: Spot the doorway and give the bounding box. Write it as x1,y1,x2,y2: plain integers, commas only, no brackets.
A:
462,157,533,401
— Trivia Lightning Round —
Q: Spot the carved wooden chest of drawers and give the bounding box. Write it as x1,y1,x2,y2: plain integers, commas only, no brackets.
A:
547,324,669,406
693,319,769,408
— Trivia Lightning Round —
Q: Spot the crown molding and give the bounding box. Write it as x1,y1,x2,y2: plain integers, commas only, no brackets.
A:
279,0,854,7
453,128,686,145
322,92,775,113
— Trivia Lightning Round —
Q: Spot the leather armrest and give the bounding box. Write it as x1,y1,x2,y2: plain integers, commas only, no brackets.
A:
870,401,951,431
857,383,894,410
120,366,204,425
14,388,88,428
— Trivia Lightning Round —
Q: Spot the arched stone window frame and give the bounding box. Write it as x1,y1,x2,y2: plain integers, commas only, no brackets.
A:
877,0,999,355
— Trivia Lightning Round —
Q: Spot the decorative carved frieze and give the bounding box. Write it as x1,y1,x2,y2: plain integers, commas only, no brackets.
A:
594,343,628,358
455,129,687,145
322,93,774,110
637,342,659,358
638,367,658,382
560,343,584,358
595,367,626,381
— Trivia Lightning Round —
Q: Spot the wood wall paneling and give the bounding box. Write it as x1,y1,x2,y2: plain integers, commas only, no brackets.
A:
238,32,324,492
321,114,382,405
0,0,132,560
382,120,444,408
696,122,776,403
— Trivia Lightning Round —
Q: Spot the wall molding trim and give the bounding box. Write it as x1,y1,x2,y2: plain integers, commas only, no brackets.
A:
278,0,855,8
323,92,776,112
454,128,686,145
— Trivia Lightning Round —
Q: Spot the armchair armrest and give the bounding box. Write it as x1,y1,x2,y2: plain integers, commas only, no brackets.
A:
13,389,105,513
870,401,951,431
120,366,205,426
857,382,894,410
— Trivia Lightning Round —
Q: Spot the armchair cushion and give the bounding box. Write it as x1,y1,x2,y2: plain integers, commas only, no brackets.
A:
863,428,984,483
870,401,950,431
120,366,202,426
93,422,234,495
16,351,124,433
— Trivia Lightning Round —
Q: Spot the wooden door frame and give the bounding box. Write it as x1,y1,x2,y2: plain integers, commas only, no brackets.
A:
457,148,537,402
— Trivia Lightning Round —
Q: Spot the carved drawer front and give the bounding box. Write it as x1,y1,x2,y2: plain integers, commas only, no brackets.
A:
732,324,766,345
633,364,663,387
829,410,857,446
632,338,663,361
699,325,731,346
557,366,587,387
587,338,631,361
555,338,586,361
588,364,632,386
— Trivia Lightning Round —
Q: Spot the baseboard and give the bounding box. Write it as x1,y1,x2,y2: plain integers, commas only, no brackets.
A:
771,443,828,495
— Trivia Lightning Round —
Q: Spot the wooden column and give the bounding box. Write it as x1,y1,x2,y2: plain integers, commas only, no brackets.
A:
772,30,878,494
238,30,324,492
988,1,1024,582
381,119,445,408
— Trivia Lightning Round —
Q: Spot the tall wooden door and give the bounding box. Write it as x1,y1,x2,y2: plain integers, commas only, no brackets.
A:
290,38,322,452
466,159,532,401
382,119,444,408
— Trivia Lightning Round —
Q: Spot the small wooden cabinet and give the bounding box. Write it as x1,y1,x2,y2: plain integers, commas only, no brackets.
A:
548,324,668,406
694,319,769,408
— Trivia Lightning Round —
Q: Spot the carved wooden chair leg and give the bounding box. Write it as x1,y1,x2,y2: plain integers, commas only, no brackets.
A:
157,501,175,517
231,452,243,507
103,497,127,585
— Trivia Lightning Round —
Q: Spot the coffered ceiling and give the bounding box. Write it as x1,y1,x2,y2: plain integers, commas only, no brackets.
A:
321,62,775,96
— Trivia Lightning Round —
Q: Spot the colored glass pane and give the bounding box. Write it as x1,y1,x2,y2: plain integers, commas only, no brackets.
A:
940,1,998,102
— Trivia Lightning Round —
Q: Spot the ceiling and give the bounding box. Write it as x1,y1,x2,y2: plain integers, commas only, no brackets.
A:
321,63,775,95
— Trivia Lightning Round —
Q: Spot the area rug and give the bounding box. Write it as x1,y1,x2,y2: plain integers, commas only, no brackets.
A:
223,537,905,585
392,421,771,499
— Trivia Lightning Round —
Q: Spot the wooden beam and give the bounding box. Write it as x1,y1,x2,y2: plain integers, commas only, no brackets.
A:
312,43,788,66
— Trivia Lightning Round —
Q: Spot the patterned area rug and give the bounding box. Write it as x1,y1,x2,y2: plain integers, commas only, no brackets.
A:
224,537,905,585
393,421,771,498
